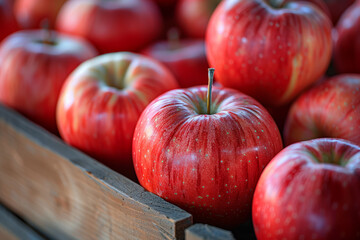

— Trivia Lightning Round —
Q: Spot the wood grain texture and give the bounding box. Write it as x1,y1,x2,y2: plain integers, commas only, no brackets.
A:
185,224,235,240
0,205,45,240
0,104,192,240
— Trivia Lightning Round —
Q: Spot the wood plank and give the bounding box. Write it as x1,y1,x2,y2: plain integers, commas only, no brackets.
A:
0,104,192,240
0,205,46,240
185,224,235,240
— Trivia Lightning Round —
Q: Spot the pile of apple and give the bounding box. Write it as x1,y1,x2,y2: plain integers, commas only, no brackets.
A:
1,0,360,239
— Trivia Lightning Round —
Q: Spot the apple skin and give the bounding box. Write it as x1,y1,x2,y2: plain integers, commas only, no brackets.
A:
333,2,360,74
133,86,283,228
253,138,360,240
176,0,221,39
14,0,67,29
0,0,19,42
56,0,163,54
141,39,208,88
0,30,97,133
324,0,355,24
206,0,333,107
284,74,360,146
57,52,179,179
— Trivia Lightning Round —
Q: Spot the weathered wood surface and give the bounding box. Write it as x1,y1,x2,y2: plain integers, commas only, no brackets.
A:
0,204,46,240
185,224,235,240
0,104,192,240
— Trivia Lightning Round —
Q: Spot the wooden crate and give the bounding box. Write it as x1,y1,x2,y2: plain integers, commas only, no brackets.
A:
0,104,253,240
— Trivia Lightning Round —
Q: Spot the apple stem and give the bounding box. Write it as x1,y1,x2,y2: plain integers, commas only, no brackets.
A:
268,0,286,8
207,68,215,115
167,27,180,50
41,19,53,45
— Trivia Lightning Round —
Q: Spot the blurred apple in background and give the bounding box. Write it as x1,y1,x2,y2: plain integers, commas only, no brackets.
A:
333,1,360,74
56,0,163,54
0,29,97,133
142,29,208,88
176,0,221,39
0,0,19,42
284,74,360,146
57,52,179,180
324,0,355,24
14,0,67,29
133,70,283,227
253,138,360,240
206,0,333,107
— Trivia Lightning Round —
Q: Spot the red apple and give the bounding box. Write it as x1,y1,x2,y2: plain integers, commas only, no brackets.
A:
56,0,163,54
324,0,355,24
14,0,67,29
132,72,283,228
253,138,360,240
176,0,330,39
333,2,360,74
206,0,333,107
57,52,179,179
284,74,360,146
176,0,221,39
0,0,19,42
0,30,97,133
296,0,332,17
141,39,208,88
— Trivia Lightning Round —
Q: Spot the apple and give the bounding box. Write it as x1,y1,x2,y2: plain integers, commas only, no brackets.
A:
141,38,209,88
0,30,97,133
133,69,283,228
176,0,221,39
324,0,355,24
14,0,67,29
284,74,360,146
253,138,360,240
56,0,163,54
56,52,179,179
295,0,332,17
0,0,19,42
333,2,360,74
206,0,333,107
